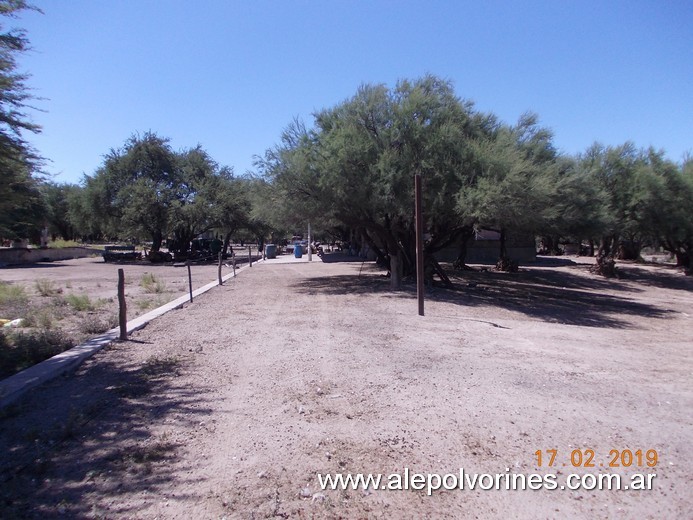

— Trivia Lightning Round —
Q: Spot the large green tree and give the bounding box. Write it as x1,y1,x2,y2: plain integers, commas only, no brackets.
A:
84,133,253,256
261,75,497,288
84,132,178,250
40,181,81,240
0,0,44,240
630,150,693,270
459,113,558,267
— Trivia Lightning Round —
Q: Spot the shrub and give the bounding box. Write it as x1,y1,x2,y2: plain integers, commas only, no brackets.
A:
64,294,94,311
35,278,61,297
49,239,81,248
79,314,118,335
0,329,74,378
140,273,167,294
22,306,56,329
0,282,29,319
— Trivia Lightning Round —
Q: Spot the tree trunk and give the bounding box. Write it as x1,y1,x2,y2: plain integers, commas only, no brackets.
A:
593,236,617,277
453,228,475,270
151,230,163,252
499,228,508,260
617,240,641,260
390,252,402,290
674,251,690,268
223,232,233,256
361,230,388,266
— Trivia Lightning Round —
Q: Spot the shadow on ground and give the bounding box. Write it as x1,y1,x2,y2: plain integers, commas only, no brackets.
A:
318,252,368,264
0,344,211,518
295,264,677,329
616,264,693,292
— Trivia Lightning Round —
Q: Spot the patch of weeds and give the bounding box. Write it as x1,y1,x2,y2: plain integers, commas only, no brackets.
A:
129,441,177,464
142,354,181,377
0,281,29,318
49,239,81,248
79,314,118,335
65,293,94,311
140,273,167,294
22,306,56,329
136,295,168,312
0,329,74,379
34,278,61,297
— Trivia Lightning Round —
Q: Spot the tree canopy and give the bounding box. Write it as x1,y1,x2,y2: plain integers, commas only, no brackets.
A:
0,0,44,240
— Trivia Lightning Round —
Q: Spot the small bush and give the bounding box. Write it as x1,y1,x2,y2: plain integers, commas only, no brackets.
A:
22,306,56,329
0,282,28,306
136,295,169,312
35,278,61,297
0,329,74,378
0,282,29,319
140,273,167,294
65,294,94,311
79,314,118,335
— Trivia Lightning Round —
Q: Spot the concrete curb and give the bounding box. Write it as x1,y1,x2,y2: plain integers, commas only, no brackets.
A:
0,259,262,409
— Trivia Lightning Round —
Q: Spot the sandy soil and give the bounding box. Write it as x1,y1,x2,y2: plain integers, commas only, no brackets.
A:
0,254,691,519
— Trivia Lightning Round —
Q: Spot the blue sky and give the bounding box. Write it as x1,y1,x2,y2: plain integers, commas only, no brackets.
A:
13,0,693,184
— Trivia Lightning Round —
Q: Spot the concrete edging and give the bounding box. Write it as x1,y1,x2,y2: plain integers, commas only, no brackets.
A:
0,259,262,409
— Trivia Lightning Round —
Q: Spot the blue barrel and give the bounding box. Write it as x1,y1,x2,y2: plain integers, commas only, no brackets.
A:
294,243,303,258
265,244,277,259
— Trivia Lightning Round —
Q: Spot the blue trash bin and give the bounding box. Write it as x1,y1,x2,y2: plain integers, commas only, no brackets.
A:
294,244,302,258
265,244,277,259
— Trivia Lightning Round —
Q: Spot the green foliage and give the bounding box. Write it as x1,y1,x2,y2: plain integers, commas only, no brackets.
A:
40,182,82,241
81,133,253,254
0,1,45,240
260,75,547,285
48,239,81,248
64,293,94,311
459,114,556,235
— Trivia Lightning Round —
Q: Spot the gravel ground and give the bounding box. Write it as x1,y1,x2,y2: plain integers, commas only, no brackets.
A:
0,254,691,519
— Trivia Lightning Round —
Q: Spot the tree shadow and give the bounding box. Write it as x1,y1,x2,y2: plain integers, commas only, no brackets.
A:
0,344,214,518
295,266,675,329
1,262,72,270
318,252,367,263
616,265,693,292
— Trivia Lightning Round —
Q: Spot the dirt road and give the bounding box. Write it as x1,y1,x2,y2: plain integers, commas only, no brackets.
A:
1,255,691,518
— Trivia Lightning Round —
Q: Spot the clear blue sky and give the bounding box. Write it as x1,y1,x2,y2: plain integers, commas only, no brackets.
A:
14,0,693,184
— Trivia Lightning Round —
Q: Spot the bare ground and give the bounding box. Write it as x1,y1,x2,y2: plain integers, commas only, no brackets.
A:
0,254,691,519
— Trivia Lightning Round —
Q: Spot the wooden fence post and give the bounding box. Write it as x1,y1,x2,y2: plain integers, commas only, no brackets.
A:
117,268,127,340
218,252,223,286
187,260,193,302
248,246,252,267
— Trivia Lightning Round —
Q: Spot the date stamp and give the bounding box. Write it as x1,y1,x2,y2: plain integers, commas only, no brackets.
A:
535,449,658,468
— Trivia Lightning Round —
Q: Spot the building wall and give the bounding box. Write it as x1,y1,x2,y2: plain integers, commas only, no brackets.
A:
0,247,101,266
